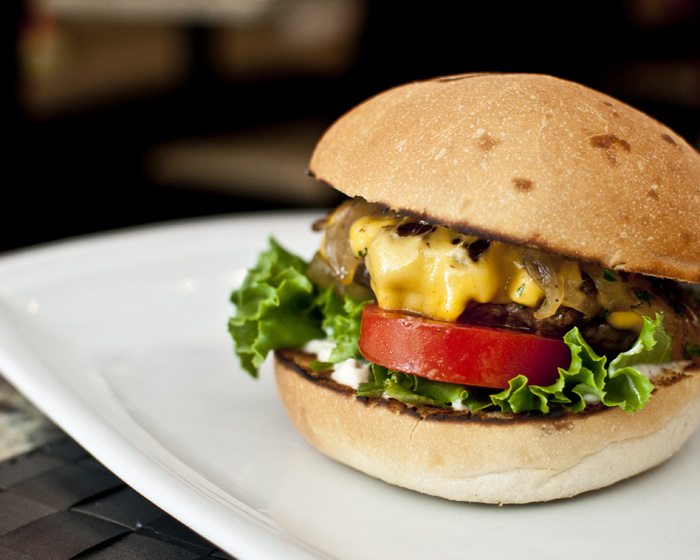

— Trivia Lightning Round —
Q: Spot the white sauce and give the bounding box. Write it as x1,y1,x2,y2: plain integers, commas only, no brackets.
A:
302,340,370,389
451,399,468,411
632,361,689,381
302,339,336,362
331,359,371,389
305,342,689,411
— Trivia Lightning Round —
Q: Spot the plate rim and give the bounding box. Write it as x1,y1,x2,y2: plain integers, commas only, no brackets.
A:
0,211,330,560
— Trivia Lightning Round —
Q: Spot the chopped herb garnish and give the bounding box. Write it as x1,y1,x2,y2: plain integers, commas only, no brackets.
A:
515,283,526,298
357,248,368,258
603,269,617,282
685,343,700,359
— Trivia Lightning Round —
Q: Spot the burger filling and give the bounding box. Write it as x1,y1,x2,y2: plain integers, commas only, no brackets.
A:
229,198,700,415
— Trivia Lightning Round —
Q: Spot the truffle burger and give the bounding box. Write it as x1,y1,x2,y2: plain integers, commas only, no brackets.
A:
229,74,700,504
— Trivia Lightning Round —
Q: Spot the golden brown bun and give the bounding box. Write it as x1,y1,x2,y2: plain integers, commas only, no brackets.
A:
274,349,700,504
309,73,700,283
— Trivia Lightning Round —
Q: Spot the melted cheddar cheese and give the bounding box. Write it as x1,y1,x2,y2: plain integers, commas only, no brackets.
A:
349,215,544,321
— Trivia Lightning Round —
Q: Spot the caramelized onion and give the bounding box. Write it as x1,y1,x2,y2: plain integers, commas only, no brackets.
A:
522,249,565,319
322,198,379,285
521,249,600,319
560,261,600,318
581,264,639,310
307,251,374,302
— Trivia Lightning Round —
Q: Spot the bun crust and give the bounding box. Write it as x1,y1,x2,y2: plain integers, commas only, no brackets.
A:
274,349,700,504
309,74,700,283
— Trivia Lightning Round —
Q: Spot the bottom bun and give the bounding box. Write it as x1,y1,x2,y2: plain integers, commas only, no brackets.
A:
274,349,700,504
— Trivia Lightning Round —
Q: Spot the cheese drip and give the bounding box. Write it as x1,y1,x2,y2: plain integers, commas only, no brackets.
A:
349,216,544,321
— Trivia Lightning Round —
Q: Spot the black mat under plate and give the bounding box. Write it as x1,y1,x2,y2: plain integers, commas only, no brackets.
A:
0,437,235,560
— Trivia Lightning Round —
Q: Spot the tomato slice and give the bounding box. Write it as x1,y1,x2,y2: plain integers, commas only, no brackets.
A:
358,305,571,389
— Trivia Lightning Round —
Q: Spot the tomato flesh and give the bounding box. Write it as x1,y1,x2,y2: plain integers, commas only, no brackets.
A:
358,305,571,389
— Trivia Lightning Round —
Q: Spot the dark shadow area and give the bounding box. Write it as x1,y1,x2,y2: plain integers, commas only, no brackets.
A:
6,0,699,253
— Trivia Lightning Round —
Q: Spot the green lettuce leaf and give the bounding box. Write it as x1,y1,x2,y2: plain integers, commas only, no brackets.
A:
357,364,491,411
491,375,549,414
603,314,669,412
228,239,324,376
357,315,671,415
228,239,368,376
315,288,367,363
228,239,672,416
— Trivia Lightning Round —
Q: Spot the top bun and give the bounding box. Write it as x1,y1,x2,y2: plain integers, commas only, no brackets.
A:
309,73,700,283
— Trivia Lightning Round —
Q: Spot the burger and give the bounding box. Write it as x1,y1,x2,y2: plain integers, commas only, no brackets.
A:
228,73,700,504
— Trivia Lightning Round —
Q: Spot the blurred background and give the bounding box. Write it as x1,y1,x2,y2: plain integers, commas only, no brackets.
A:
6,0,700,253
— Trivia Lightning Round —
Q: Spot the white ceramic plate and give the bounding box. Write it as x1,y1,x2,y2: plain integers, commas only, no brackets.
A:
0,213,698,559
